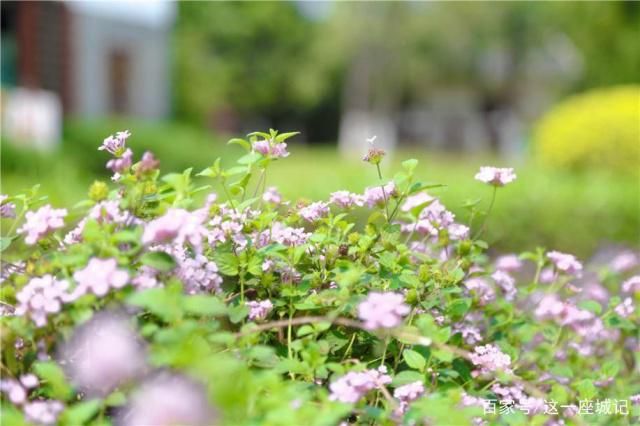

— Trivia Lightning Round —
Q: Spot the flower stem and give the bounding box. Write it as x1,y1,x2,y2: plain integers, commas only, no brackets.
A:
474,186,497,240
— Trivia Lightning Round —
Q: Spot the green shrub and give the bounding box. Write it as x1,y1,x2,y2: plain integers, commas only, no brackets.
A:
533,85,640,174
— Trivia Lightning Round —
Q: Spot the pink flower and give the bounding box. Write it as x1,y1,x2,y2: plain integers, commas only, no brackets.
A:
329,366,392,403
614,297,634,317
469,344,512,375
246,299,273,321
474,167,516,186
299,201,329,223
492,270,516,300
262,187,282,204
18,205,67,245
330,191,364,209
610,251,638,272
23,400,64,425
252,139,290,158
176,253,222,294
15,275,70,327
363,182,397,208
393,381,425,415
60,312,146,396
464,277,495,305
547,251,583,276
99,130,130,155
120,373,216,426
72,258,129,297
495,254,523,272
401,192,434,212
622,276,640,293
137,151,160,173
106,148,133,174
358,292,410,330
448,223,470,240
142,208,206,250
0,195,16,218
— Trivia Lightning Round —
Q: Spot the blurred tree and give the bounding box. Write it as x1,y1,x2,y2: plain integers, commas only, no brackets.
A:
174,2,639,147
174,2,332,133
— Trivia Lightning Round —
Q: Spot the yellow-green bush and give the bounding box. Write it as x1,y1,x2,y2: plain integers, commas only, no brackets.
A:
534,85,640,174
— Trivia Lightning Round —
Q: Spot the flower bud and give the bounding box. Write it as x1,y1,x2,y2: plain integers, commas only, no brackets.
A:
88,181,109,202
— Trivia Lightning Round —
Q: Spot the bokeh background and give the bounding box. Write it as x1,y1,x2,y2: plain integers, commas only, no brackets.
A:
1,1,639,257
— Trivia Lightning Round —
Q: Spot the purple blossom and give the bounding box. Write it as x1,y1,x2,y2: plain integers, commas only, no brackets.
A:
614,297,634,317
99,130,130,155
448,223,470,240
630,394,640,405
71,258,129,298
299,201,330,223
363,182,397,208
474,167,516,186
610,251,638,272
362,147,386,164
495,254,523,272
0,195,16,218
23,400,64,425
358,292,410,330
15,275,70,327
262,186,282,204
120,373,216,426
330,191,364,209
329,366,392,403
469,344,512,376
492,270,516,300
18,205,67,245
106,148,133,176
267,222,310,247
547,251,583,276
142,208,206,250
401,192,434,212
464,277,495,305
252,139,290,158
137,151,160,173
393,381,425,415
60,312,146,396
246,299,274,321
176,253,223,294
0,378,28,404
622,275,640,293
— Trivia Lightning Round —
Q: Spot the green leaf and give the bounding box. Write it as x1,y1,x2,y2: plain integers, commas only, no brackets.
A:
578,300,602,315
229,305,249,324
227,138,251,151
402,158,419,173
140,251,176,272
403,349,426,371
60,399,101,425
573,379,597,400
432,349,453,363
0,237,12,252
237,152,262,165
127,287,182,322
34,361,73,400
212,252,239,276
183,295,227,316
392,370,424,386
275,131,300,142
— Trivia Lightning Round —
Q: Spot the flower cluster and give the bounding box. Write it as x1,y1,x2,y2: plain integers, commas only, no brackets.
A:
547,250,583,276
246,299,274,321
358,292,410,330
252,139,290,158
469,344,512,376
17,205,67,245
0,194,16,218
1,129,637,426
393,381,425,415
15,275,70,327
329,366,392,403
71,258,129,298
474,167,517,186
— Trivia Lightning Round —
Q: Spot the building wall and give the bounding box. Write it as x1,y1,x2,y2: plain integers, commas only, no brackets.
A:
70,12,171,119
